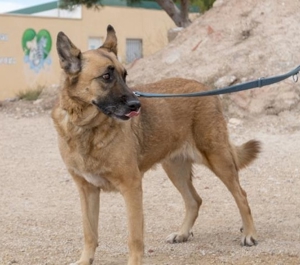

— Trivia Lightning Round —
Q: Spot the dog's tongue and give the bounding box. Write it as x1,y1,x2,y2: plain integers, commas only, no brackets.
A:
125,110,140,118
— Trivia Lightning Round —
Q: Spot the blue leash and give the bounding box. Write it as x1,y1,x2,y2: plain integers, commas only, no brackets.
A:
133,65,300,98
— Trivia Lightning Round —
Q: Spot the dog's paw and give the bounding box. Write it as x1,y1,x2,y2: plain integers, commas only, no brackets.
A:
240,227,258,246
241,234,258,246
166,231,193,243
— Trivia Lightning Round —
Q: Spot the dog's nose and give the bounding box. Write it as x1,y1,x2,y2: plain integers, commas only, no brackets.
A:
127,99,141,111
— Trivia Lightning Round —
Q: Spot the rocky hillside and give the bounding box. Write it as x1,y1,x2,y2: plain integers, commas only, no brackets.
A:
127,0,300,116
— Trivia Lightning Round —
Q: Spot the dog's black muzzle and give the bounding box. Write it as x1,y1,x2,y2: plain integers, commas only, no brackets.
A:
92,93,141,120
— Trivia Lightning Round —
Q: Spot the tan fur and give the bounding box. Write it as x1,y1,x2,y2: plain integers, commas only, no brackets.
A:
52,26,261,265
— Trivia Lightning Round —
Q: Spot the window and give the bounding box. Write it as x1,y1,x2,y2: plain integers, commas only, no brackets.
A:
88,37,102,50
126,39,142,64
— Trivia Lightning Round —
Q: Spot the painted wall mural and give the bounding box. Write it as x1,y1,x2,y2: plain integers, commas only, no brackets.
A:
22,29,52,73
0,33,16,65
0,33,8,41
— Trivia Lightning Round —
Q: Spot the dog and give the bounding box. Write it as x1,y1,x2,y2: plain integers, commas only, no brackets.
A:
52,25,261,265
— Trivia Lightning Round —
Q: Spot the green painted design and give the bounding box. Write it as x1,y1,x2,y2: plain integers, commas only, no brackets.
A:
22,28,52,73
22,29,52,59
22,28,36,55
36,29,52,59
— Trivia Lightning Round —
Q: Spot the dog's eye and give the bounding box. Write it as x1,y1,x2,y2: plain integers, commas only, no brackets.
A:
102,73,111,80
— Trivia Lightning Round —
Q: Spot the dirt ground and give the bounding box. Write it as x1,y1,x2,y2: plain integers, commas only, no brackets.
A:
0,101,300,265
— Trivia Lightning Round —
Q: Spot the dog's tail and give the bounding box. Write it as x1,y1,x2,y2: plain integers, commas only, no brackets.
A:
233,140,261,170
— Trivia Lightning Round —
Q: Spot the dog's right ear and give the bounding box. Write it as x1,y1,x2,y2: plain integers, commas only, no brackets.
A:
56,32,81,75
100,25,118,56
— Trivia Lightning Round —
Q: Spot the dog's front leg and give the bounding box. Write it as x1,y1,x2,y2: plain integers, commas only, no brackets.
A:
71,173,100,265
119,177,144,265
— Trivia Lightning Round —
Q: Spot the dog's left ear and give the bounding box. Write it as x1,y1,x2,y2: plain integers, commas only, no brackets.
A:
100,25,118,56
56,32,81,75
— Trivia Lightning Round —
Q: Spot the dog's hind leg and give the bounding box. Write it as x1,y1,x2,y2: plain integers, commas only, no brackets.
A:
71,173,100,265
204,149,258,246
162,157,202,243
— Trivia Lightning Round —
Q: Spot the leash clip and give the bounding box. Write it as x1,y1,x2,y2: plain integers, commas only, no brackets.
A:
257,77,264,87
133,91,141,97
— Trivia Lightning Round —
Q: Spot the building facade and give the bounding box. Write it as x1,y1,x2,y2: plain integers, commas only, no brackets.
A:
0,1,198,99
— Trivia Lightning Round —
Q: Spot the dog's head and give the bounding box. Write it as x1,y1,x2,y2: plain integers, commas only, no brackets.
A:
56,25,140,120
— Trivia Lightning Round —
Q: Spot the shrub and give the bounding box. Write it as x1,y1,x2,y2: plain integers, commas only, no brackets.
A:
17,86,44,101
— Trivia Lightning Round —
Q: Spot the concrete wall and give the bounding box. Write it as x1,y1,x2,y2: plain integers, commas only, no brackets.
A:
0,6,175,99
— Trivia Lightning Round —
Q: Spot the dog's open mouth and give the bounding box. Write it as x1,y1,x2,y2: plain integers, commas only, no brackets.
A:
92,100,141,120
125,109,140,118
115,108,140,120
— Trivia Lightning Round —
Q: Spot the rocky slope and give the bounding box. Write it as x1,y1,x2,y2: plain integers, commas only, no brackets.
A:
127,0,300,116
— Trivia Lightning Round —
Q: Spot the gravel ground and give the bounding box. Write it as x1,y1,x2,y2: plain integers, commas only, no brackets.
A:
0,105,300,265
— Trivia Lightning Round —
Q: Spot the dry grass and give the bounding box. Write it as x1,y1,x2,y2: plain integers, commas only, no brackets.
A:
17,86,43,101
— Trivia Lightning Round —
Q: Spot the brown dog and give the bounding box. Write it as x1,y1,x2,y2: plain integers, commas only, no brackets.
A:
52,25,261,265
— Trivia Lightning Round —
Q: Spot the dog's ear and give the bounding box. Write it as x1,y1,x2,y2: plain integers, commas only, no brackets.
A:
56,32,81,75
100,25,118,56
